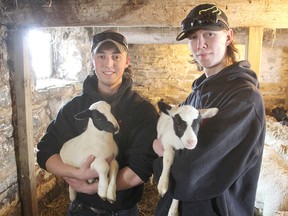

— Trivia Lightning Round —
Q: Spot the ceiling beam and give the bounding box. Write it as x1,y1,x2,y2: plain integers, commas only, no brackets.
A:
1,0,288,29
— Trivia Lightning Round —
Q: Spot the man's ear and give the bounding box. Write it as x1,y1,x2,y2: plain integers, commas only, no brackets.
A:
226,29,233,46
125,55,131,68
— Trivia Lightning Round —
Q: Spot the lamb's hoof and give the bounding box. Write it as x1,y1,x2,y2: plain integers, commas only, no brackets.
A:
106,194,116,204
69,195,76,202
106,189,116,203
99,195,107,201
168,208,179,216
98,189,107,201
107,197,115,204
168,211,179,216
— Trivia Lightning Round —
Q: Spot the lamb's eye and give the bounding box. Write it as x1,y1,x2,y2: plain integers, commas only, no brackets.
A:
173,115,186,129
174,118,181,126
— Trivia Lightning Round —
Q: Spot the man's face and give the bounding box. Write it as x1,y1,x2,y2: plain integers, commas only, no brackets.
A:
93,45,130,94
187,29,232,73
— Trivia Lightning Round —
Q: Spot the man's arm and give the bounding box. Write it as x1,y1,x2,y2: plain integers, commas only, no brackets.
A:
64,166,143,194
46,154,98,180
116,167,144,191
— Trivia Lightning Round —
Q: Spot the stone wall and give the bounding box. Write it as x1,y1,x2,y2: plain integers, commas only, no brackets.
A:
260,45,288,112
130,43,196,105
0,27,288,215
0,26,21,216
33,84,83,209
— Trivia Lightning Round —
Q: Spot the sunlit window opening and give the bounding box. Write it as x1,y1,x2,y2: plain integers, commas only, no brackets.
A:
28,29,84,90
28,29,52,79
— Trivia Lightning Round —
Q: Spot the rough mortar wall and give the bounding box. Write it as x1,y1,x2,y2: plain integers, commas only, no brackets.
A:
130,43,199,105
0,26,21,216
261,47,288,112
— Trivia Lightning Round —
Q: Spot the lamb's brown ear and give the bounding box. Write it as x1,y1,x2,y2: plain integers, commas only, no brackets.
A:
74,109,91,120
158,99,172,115
199,108,219,119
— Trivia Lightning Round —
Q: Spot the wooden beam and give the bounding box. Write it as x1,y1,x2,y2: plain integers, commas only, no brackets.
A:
285,87,288,110
247,27,263,77
13,30,38,216
1,0,288,28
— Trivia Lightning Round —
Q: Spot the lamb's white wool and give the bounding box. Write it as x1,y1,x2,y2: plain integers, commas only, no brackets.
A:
255,145,288,216
156,100,218,216
265,116,288,161
60,101,119,203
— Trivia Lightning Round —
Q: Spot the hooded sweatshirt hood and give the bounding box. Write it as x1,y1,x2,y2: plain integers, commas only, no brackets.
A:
182,60,260,109
82,72,133,111
192,60,259,91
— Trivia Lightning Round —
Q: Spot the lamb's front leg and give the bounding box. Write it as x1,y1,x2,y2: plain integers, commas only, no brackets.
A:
91,158,109,200
68,186,77,201
168,199,179,216
106,159,119,203
158,145,175,196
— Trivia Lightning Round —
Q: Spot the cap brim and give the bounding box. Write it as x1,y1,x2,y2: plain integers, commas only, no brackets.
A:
176,25,226,41
93,39,127,53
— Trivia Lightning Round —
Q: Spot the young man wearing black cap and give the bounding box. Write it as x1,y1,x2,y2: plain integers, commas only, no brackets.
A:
153,4,266,216
37,30,159,216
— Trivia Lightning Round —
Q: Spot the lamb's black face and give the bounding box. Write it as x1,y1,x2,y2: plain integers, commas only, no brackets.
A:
91,110,118,133
173,113,202,138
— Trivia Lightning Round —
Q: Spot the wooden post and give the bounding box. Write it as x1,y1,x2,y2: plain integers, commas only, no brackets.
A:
247,27,264,77
285,87,288,110
13,30,38,216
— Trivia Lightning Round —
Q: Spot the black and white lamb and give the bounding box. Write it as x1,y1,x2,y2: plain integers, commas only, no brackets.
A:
60,101,119,203
156,100,219,216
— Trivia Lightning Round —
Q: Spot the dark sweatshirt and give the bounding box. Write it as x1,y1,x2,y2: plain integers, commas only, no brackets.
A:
154,61,266,216
37,73,159,211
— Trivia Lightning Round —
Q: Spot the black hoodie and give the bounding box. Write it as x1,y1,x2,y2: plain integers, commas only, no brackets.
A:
154,61,266,216
37,73,159,211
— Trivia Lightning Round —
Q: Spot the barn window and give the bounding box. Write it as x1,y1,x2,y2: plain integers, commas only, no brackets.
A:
28,29,52,80
28,28,83,90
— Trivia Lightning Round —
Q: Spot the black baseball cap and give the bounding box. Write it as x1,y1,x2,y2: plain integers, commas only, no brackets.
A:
176,4,230,41
91,30,128,53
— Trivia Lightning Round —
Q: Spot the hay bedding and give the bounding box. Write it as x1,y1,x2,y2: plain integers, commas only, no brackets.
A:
39,181,159,216
39,180,288,216
138,181,159,216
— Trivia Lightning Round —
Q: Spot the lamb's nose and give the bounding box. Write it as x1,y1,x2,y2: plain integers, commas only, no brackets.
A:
185,139,197,149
